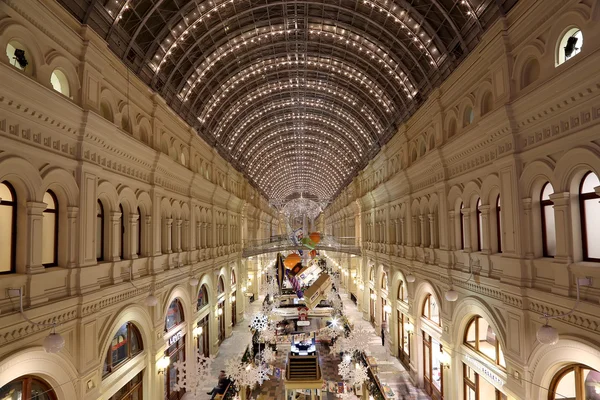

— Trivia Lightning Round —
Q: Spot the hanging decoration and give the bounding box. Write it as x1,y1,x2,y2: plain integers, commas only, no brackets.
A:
250,312,269,331
284,253,301,269
339,328,371,354
261,346,277,364
309,232,321,244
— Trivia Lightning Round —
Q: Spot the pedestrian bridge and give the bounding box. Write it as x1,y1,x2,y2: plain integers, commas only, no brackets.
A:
242,235,361,257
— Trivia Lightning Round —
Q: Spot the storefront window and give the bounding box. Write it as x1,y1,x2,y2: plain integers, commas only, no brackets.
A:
165,336,186,400
165,299,184,332
108,371,143,400
397,312,411,367
196,315,210,358
549,364,600,400
103,322,143,377
423,331,443,399
422,294,441,326
197,284,209,311
0,376,56,400
464,316,506,368
217,276,225,295
463,363,508,400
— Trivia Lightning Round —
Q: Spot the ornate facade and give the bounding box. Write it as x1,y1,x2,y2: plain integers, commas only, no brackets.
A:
323,1,600,399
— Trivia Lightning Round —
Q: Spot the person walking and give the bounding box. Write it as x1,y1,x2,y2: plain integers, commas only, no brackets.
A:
381,326,385,347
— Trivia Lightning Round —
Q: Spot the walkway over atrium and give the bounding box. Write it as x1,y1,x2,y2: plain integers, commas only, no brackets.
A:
1,1,600,400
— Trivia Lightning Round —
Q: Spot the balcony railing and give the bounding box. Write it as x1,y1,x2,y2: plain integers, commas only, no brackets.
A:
242,235,361,257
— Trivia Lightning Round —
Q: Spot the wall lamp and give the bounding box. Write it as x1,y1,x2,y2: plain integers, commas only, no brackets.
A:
157,356,170,374
192,326,203,337
404,322,414,335
439,351,451,369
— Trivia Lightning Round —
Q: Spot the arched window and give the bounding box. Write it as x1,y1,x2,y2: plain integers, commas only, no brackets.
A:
50,69,70,98
460,202,466,250
481,91,493,116
448,118,457,138
476,198,482,251
97,200,105,261
496,196,503,253
231,269,236,285
463,106,474,127
549,364,600,400
100,100,113,122
381,272,388,291
165,299,185,331
0,182,17,273
102,322,143,377
119,204,125,259
422,294,440,326
522,58,540,89
580,172,600,261
121,113,132,134
180,152,186,166
197,284,209,310
0,376,57,400
5,41,28,71
136,207,142,256
464,316,506,367
557,28,583,66
397,280,408,303
42,191,58,267
108,372,143,400
541,183,556,257
217,276,225,295
369,266,375,283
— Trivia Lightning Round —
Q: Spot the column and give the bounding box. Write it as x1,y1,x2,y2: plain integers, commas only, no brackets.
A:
183,220,190,251
109,210,122,261
196,221,202,249
129,213,140,259
399,217,405,245
66,206,79,268
549,192,572,263
461,207,471,252
419,215,426,247
522,198,534,258
163,218,173,254
411,216,418,246
428,213,436,248
144,215,152,256
202,223,208,248
478,205,491,254
448,211,456,250
26,201,47,274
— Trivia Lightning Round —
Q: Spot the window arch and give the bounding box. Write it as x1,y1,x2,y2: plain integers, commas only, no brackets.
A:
102,322,143,377
119,204,125,259
521,58,540,89
197,284,209,310
541,183,556,257
136,206,142,256
100,100,113,122
0,181,17,273
50,69,70,98
422,293,440,326
397,280,408,303
464,316,506,367
381,272,388,291
557,28,583,66
460,202,466,250
448,118,457,138
549,364,600,400
165,299,185,331
42,191,58,267
496,196,503,253
476,198,482,251
217,276,225,295
369,266,375,283
481,91,493,116
0,376,56,400
5,41,28,71
121,113,132,134
463,106,474,127
579,172,600,261
231,269,236,285
96,200,105,261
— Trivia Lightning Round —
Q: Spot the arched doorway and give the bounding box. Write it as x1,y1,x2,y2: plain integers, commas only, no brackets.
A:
164,298,186,400
217,276,226,343
0,376,57,400
196,284,210,358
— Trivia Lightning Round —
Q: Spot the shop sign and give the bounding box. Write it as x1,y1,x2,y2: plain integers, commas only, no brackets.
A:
464,355,504,387
297,321,311,326
168,330,183,346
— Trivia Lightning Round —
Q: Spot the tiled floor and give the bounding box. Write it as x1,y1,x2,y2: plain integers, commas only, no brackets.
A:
193,291,429,400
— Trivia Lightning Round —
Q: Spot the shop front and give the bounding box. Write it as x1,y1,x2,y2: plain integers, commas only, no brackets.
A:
196,314,210,358
164,299,186,400
422,331,444,400
397,311,411,369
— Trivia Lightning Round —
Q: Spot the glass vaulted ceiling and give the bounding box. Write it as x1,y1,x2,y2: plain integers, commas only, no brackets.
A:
59,0,517,202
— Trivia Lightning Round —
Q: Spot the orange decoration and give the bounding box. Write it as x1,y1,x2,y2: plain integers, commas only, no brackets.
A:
284,253,301,269
309,250,317,258
309,232,321,244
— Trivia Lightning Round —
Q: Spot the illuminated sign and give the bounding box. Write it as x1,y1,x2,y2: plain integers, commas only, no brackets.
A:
168,331,183,346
